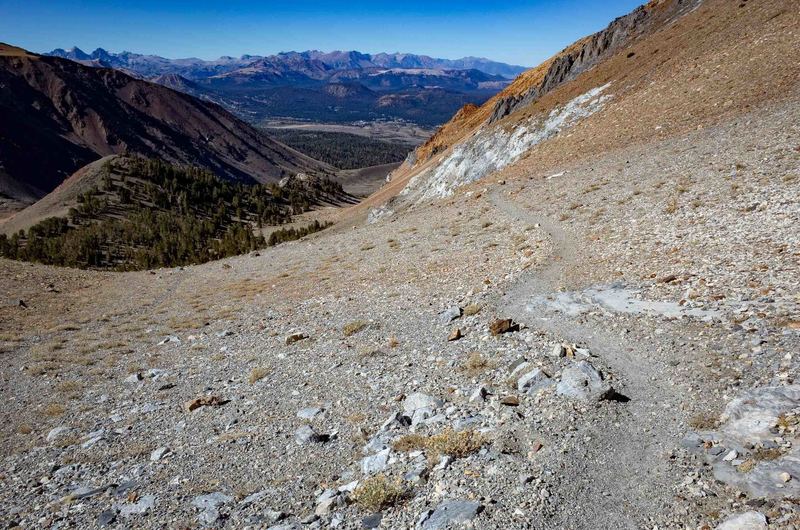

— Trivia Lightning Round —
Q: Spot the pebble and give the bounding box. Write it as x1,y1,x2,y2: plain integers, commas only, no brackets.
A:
439,306,462,324
294,425,321,445
150,446,170,462
418,500,483,529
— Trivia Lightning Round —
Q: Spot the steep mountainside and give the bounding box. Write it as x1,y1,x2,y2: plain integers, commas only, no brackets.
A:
404,0,703,167
387,0,799,202
0,44,332,204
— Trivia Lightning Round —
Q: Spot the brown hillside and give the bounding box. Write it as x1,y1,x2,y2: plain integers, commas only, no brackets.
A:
0,44,333,204
411,0,700,165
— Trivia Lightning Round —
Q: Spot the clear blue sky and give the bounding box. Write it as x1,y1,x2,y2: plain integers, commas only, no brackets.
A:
0,0,643,66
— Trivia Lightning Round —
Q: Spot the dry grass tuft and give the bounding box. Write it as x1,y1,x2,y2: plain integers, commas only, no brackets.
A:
248,367,270,385
392,428,487,459
463,303,481,316
427,428,487,458
391,433,429,453
664,196,679,214
688,412,718,430
343,320,368,337
43,403,66,417
737,459,756,473
352,474,406,512
753,447,783,461
462,352,493,376
57,381,83,393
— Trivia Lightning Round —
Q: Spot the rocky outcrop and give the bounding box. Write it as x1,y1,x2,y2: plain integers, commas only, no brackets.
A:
488,0,701,123
403,83,612,200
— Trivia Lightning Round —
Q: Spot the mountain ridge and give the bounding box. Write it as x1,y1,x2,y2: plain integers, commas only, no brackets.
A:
47,47,528,79
46,47,523,126
0,44,333,205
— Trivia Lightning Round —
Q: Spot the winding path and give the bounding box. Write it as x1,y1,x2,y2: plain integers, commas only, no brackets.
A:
488,186,691,528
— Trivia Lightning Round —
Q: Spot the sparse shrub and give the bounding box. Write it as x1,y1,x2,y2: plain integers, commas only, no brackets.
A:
387,336,400,348
463,303,481,317
462,352,493,376
391,434,429,453
753,447,783,461
392,428,487,460
737,459,756,473
352,474,406,512
343,320,368,337
43,403,66,417
427,428,487,459
248,367,269,384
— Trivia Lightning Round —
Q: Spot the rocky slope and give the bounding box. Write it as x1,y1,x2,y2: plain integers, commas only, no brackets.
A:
404,0,701,168
0,0,798,529
0,44,332,204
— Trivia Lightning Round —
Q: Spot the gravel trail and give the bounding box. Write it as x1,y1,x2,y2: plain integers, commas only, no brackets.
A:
488,186,691,528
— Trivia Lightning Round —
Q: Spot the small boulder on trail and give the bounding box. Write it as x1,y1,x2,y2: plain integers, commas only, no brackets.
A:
556,361,615,402
439,306,462,324
489,318,519,336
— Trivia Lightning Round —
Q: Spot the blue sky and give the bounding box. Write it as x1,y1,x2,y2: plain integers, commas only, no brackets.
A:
0,0,643,66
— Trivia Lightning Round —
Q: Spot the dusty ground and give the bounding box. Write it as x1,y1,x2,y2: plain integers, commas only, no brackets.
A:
1,86,798,529
1,1,799,528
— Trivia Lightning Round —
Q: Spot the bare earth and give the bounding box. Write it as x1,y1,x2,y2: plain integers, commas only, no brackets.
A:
1,0,799,529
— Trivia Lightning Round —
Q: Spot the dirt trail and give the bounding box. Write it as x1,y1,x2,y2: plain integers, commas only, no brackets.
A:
488,186,692,528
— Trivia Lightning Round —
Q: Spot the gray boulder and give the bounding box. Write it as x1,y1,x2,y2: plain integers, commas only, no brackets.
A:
418,500,483,529
517,369,553,394
439,306,462,324
716,511,767,530
294,425,321,445
556,361,614,401
361,448,390,474
404,393,443,416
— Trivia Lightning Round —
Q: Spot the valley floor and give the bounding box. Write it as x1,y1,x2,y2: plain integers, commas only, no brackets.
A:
0,93,798,529
260,120,435,146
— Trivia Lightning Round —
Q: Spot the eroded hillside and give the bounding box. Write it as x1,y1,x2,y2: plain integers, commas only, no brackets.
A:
0,45,332,205
0,1,798,529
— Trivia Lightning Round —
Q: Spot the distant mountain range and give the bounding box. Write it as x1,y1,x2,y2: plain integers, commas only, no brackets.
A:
46,47,528,126
47,47,527,79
